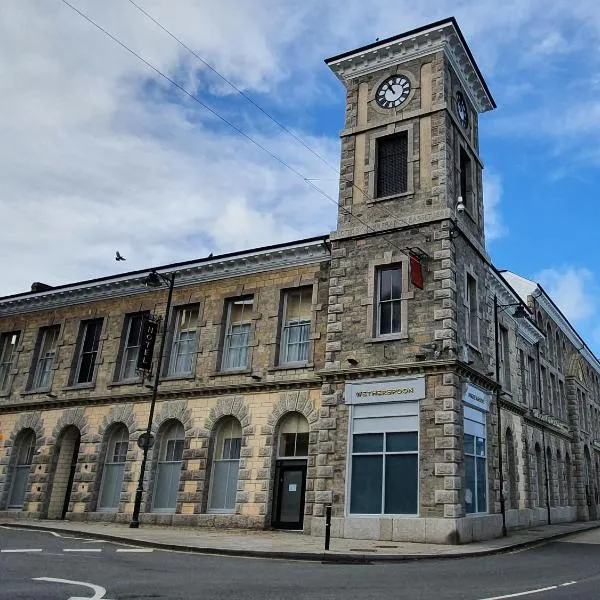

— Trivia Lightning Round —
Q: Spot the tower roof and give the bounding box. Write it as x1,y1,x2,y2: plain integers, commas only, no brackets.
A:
325,17,495,113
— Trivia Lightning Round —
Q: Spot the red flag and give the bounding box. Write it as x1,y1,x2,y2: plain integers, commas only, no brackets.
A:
410,255,424,289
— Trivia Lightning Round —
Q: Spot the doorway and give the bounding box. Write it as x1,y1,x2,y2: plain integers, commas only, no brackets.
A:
46,426,81,520
273,461,306,529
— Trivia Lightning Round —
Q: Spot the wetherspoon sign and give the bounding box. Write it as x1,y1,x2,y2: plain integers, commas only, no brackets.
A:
346,377,425,404
136,318,158,372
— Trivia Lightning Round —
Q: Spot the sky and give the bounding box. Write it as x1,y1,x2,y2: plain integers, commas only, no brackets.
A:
1,0,599,355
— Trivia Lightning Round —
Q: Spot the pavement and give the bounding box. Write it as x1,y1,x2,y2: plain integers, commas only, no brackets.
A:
1,517,599,563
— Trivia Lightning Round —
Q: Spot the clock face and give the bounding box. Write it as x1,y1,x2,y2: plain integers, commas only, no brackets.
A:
456,91,469,129
375,75,411,109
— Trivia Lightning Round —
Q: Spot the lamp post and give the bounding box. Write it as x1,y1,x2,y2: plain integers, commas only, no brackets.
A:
130,270,176,529
494,295,528,537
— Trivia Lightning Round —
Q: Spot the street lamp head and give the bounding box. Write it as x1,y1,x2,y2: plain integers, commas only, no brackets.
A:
142,271,163,288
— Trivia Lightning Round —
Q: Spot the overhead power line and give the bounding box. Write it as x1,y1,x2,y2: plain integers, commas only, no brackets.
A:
59,0,422,260
123,0,418,233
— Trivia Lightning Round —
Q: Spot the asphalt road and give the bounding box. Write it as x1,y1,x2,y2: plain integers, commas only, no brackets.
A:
2,526,600,600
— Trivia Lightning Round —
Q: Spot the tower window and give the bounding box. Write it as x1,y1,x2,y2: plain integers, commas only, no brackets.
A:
376,133,408,198
459,146,473,212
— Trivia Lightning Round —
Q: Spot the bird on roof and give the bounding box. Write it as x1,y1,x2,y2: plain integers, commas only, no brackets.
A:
115,251,126,261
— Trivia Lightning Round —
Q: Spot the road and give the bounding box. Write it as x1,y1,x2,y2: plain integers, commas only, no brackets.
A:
2,526,600,600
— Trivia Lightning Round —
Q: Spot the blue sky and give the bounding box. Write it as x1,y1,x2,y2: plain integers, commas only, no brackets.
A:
1,0,598,355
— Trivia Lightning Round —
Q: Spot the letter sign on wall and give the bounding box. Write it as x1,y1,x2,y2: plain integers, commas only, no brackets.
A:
136,318,158,372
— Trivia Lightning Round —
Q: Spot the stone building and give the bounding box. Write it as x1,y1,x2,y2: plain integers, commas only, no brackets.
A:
1,18,599,543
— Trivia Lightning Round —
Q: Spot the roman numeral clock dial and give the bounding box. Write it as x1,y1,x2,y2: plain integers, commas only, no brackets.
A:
375,75,411,109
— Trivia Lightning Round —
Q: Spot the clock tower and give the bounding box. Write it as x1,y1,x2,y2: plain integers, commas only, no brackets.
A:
313,19,500,542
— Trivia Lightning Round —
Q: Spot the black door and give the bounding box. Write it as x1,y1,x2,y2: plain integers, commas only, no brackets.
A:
273,462,306,530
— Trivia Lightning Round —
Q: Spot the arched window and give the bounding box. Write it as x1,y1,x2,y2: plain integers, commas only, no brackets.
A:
97,424,129,511
209,417,242,512
555,333,561,368
278,412,309,458
546,324,554,364
556,450,564,506
535,443,544,508
566,453,573,505
505,428,518,509
546,447,555,507
8,429,35,508
152,420,184,512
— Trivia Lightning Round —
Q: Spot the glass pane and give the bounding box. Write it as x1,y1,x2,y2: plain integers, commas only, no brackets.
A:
280,469,304,523
166,439,184,462
8,466,30,508
223,437,241,460
390,269,401,299
77,352,95,383
384,454,418,514
391,301,401,333
476,457,487,512
476,437,486,458
350,455,382,514
353,433,384,453
386,432,418,452
281,433,296,457
210,460,239,510
153,462,182,510
230,298,253,323
379,270,392,302
113,441,128,463
295,432,309,457
465,455,476,514
379,302,392,335
98,463,124,510
464,434,475,455
82,321,101,353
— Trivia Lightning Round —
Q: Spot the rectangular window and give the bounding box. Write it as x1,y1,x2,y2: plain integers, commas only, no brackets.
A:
350,430,418,515
280,287,312,365
31,325,60,390
376,133,408,198
168,305,199,376
377,266,402,336
519,350,527,405
466,274,478,347
529,356,537,408
0,331,19,394
464,405,487,514
73,319,103,385
541,366,548,412
222,297,253,371
559,380,565,420
118,312,148,381
459,146,473,211
499,326,511,390
550,374,557,417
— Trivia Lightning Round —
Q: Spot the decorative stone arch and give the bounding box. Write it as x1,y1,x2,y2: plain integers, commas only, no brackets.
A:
49,408,89,446
565,353,589,387
0,413,45,511
201,396,252,516
87,406,137,514
258,391,318,525
142,400,195,517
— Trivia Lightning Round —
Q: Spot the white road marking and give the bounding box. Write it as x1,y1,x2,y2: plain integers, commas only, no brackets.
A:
1,548,43,553
477,580,580,600
33,576,114,600
115,548,154,552
63,548,103,552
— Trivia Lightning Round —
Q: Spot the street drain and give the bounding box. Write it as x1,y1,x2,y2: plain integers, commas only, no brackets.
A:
349,548,378,552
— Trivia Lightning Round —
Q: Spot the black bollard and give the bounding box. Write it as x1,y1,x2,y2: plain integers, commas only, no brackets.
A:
325,505,332,551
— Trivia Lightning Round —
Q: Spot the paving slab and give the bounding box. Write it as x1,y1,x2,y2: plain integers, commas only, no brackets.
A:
1,518,599,563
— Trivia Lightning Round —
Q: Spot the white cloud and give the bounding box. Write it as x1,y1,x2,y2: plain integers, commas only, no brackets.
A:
483,172,507,241
536,267,597,323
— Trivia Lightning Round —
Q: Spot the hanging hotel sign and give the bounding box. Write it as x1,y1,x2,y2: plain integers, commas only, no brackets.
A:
136,318,159,372
346,376,425,404
463,382,491,412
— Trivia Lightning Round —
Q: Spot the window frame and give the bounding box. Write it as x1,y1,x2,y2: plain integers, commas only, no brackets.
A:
116,311,149,383
72,318,103,386
221,296,254,372
166,304,200,378
208,417,242,514
465,272,480,349
0,331,20,395
29,325,61,391
464,404,488,515
278,287,312,367
375,132,409,199
376,266,403,338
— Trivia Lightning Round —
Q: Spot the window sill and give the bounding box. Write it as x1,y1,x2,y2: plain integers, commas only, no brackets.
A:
107,379,144,388
268,363,313,372
160,374,196,382
0,390,13,398
466,342,481,354
207,509,235,515
209,369,252,377
21,388,52,396
63,383,95,391
365,333,409,344
368,190,412,203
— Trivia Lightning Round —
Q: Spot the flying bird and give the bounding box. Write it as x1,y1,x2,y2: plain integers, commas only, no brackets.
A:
115,251,126,262
207,252,213,259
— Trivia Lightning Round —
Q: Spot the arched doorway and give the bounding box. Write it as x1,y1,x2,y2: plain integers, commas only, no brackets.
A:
535,443,544,508
152,420,185,513
7,429,36,509
208,417,242,513
47,425,81,520
272,412,309,530
584,446,597,519
505,428,518,509
97,423,129,512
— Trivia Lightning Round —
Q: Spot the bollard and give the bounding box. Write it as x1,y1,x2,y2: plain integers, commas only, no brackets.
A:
325,505,332,551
